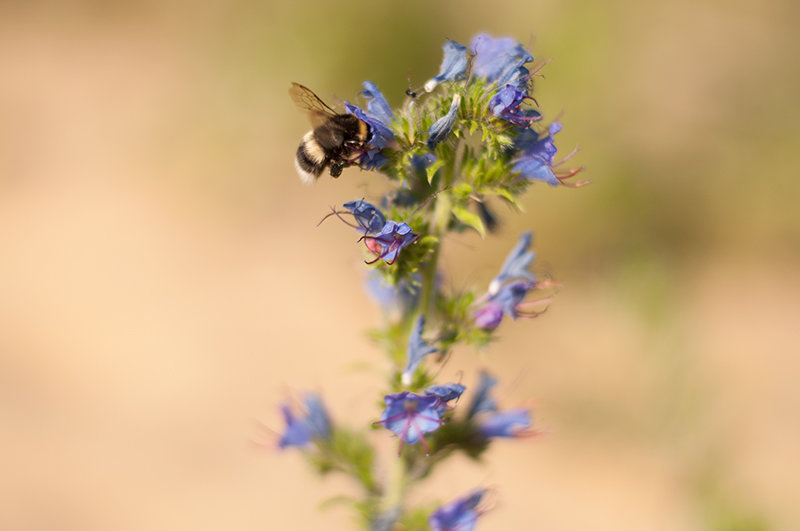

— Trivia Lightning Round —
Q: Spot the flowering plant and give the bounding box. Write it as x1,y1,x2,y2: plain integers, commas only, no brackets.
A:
275,33,586,530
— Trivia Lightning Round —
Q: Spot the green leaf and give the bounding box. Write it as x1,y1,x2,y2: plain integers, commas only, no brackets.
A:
417,235,439,247
452,183,473,199
495,134,513,147
318,496,356,512
480,186,522,209
452,206,486,238
426,158,446,184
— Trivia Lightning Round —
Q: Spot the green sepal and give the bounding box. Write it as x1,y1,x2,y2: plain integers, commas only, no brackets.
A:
426,158,446,184
452,206,486,238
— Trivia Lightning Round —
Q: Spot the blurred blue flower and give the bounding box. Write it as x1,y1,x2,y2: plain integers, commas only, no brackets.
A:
495,281,536,318
489,232,537,295
278,393,332,449
426,94,462,150
424,40,469,92
362,221,418,265
424,383,467,413
473,301,504,330
303,393,332,439
402,315,438,385
466,371,498,419
512,122,562,186
429,489,486,531
278,404,311,449
342,199,386,234
381,188,419,210
475,280,546,330
470,33,533,88
424,383,466,403
489,84,541,125
408,152,437,181
479,408,533,438
377,391,443,454
365,271,419,318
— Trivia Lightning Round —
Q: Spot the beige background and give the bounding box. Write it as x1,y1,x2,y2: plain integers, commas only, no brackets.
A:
1,1,798,529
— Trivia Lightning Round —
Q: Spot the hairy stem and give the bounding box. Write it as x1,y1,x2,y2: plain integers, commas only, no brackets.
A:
371,454,407,531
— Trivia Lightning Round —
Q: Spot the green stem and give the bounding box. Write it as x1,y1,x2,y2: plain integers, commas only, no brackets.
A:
371,455,407,530
384,453,407,508
420,237,441,317
420,138,463,317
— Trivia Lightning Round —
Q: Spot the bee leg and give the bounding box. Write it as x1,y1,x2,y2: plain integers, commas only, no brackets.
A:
329,162,343,178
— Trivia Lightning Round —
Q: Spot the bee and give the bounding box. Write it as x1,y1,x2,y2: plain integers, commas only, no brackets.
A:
289,82,371,184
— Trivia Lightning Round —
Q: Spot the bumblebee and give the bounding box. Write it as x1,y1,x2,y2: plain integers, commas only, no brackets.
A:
289,83,371,184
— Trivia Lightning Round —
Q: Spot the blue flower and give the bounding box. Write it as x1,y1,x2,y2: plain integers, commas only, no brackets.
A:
381,188,419,210
424,40,469,92
360,81,393,125
474,280,548,330
303,394,332,438
402,315,438,385
488,84,541,125
278,404,311,449
424,383,467,413
278,393,332,449
342,199,387,234
365,271,419,318
479,408,533,439
377,391,443,455
426,94,462,150
361,221,418,265
408,152,438,181
473,301,504,330
495,281,536,318
424,383,467,404
470,33,533,88
429,489,486,531
344,81,396,170
512,122,562,185
489,232,537,295
466,371,498,419
514,121,588,187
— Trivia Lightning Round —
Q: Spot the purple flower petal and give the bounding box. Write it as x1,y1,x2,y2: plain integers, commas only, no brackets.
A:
466,371,498,419
277,393,332,449
512,122,563,186
489,232,537,295
364,221,418,265
470,33,533,87
378,392,443,452
489,84,541,125
473,301,504,330
342,199,387,234
402,315,438,385
429,489,486,531
426,94,462,150
425,40,469,92
479,408,532,438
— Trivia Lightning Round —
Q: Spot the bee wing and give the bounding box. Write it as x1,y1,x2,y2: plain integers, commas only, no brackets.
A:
289,82,338,128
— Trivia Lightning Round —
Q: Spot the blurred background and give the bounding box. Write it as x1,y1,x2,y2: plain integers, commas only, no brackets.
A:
1,0,798,529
